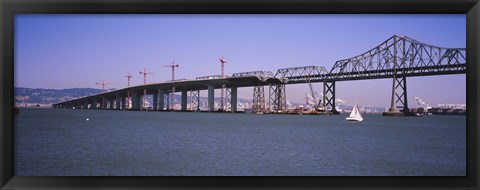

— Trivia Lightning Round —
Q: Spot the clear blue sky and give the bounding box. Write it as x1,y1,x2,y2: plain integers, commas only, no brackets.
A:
15,14,466,107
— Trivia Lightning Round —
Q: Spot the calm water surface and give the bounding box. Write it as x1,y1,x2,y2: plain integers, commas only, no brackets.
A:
15,108,466,176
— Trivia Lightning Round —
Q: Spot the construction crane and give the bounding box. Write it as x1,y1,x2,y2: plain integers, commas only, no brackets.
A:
95,80,113,109
163,60,179,110
139,68,154,85
306,76,325,112
414,97,431,114
315,92,347,111
139,68,154,109
305,93,316,106
219,55,227,111
124,73,132,109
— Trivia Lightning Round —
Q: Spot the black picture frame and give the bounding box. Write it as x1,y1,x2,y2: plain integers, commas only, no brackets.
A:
1,0,478,189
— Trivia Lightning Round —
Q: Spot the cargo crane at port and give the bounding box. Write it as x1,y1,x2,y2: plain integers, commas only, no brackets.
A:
414,97,431,114
139,68,154,109
305,91,345,112
306,76,325,112
163,60,179,110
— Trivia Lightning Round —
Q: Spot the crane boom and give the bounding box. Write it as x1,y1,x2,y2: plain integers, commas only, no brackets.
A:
308,82,316,101
306,78,325,111
414,97,431,114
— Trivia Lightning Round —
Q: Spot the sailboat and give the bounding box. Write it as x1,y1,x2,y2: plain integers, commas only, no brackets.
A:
346,103,363,122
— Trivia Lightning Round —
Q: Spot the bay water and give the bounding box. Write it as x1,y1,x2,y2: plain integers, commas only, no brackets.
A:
14,108,466,176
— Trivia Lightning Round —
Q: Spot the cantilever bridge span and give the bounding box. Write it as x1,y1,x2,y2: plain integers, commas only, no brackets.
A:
53,35,466,115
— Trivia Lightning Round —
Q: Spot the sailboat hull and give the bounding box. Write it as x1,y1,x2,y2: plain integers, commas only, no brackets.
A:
346,117,363,121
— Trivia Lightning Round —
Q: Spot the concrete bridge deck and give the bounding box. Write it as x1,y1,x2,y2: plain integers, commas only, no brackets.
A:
52,76,286,112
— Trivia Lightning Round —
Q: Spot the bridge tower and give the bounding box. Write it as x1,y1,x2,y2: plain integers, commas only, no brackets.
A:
232,71,274,114
252,85,265,113
269,82,287,113
383,75,411,116
190,90,200,111
323,80,338,114
383,35,411,116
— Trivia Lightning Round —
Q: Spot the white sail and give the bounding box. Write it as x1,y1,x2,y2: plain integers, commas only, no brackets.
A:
349,104,358,118
346,104,363,121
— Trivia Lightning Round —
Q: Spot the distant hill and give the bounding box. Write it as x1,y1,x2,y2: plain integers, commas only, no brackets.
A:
15,87,103,106
13,87,253,107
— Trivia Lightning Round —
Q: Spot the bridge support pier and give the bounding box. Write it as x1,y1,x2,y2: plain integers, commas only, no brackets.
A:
324,81,339,114
190,90,200,111
139,95,145,110
101,97,107,109
131,92,140,110
164,92,170,111
170,90,176,110
92,98,98,109
383,75,412,116
208,85,215,112
181,90,188,111
83,100,88,109
252,85,265,113
115,95,121,110
109,99,114,109
269,84,286,113
121,96,127,110
226,88,231,112
153,91,158,111
158,89,165,111
230,87,237,113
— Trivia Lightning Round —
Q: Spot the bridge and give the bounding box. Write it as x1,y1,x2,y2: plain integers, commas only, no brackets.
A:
52,35,466,115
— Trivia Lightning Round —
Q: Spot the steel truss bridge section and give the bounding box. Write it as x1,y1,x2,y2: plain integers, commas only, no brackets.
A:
232,71,274,79
329,35,466,81
276,35,465,84
275,65,330,83
272,35,466,114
